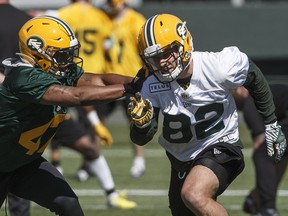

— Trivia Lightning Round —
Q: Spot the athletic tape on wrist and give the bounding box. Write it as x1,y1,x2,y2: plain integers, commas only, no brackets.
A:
87,110,100,126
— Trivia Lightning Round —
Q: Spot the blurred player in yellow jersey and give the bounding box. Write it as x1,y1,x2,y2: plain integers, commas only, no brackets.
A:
33,0,137,209
57,0,111,73
94,0,147,178
103,0,145,76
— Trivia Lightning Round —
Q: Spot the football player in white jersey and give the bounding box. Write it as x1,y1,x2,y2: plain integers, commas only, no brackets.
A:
127,13,287,216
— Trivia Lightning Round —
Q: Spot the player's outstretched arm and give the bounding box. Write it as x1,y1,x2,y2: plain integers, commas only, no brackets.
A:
77,72,134,87
41,73,137,106
41,83,128,106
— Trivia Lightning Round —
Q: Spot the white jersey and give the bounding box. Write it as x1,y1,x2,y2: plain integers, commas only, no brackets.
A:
141,46,249,162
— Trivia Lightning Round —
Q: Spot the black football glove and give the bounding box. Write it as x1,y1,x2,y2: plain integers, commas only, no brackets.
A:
124,67,150,95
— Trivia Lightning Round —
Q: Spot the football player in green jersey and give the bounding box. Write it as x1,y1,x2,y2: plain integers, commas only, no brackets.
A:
0,15,137,216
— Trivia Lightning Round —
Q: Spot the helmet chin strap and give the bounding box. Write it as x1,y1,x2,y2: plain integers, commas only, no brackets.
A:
155,46,187,83
155,53,193,84
30,42,52,62
31,42,65,77
155,59,183,83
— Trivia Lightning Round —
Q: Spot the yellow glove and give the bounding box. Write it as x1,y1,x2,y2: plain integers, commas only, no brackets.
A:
94,123,113,146
128,92,153,128
87,110,113,146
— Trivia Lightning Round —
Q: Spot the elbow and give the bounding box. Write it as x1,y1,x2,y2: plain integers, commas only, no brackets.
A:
65,91,84,106
70,89,99,106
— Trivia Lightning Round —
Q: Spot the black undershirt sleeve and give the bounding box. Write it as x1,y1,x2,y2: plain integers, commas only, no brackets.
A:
243,95,265,138
243,59,277,124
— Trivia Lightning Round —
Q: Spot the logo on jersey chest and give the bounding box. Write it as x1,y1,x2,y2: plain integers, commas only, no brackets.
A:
149,82,171,93
180,92,190,100
182,101,192,108
180,92,192,108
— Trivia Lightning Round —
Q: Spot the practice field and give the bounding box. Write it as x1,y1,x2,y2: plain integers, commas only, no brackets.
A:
1,108,288,216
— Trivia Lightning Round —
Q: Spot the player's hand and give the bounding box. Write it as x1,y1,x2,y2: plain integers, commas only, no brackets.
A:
265,121,287,162
128,92,153,128
94,123,113,146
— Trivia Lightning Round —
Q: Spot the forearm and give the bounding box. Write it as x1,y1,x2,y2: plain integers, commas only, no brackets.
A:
41,84,126,106
77,73,133,87
243,60,277,124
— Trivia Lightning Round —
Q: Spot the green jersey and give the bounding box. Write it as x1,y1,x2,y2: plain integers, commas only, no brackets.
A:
0,60,69,172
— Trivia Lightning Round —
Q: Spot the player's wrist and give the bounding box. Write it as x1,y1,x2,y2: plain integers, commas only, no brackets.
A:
123,83,135,95
265,121,279,130
87,110,100,126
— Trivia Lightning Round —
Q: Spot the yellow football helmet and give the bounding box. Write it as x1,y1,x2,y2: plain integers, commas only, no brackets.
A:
138,14,193,83
18,15,83,81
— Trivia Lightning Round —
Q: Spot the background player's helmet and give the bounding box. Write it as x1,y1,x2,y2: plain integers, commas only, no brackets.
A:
18,16,83,81
138,14,193,83
104,0,125,16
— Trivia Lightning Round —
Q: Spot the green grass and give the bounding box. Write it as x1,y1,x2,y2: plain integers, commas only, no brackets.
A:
2,109,288,215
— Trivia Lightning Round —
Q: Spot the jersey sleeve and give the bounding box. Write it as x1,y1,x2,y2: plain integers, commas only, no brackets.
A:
218,46,249,89
5,66,61,103
243,95,265,138
244,60,277,124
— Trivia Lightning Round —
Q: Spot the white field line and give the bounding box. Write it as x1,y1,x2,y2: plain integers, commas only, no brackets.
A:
43,148,253,158
73,189,288,197
27,188,288,211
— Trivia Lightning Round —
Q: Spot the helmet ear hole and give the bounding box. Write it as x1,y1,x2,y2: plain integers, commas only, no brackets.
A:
184,52,191,62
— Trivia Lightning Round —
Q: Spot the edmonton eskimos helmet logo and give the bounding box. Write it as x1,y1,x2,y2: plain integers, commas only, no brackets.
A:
27,36,44,51
176,23,187,40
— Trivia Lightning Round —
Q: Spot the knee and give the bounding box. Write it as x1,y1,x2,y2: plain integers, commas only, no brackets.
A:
76,137,100,160
181,188,206,211
83,147,99,160
52,196,84,216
